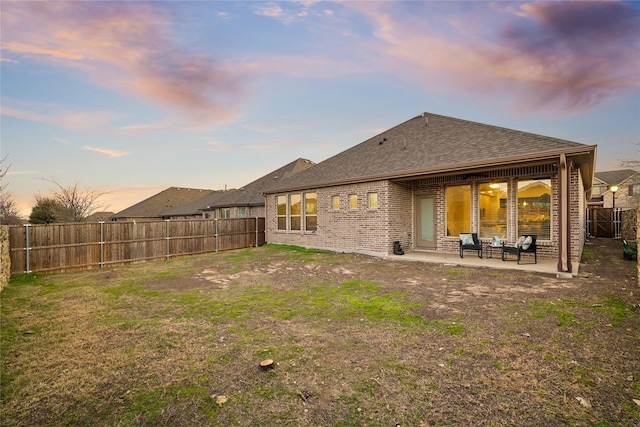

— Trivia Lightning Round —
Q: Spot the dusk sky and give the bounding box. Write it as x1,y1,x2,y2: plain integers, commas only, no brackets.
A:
1,0,639,217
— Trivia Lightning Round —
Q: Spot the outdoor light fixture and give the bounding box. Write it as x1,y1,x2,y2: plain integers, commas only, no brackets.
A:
611,185,619,209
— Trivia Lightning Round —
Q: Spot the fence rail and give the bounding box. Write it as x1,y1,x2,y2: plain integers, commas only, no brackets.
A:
8,218,266,275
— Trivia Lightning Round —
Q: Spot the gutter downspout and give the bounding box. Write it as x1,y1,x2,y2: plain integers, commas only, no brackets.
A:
557,154,572,273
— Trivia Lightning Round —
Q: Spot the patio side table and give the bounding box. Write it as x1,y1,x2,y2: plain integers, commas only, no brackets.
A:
485,241,502,259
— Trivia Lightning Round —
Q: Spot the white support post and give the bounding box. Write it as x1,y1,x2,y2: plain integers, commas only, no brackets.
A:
215,218,219,252
24,224,31,274
165,220,171,259
99,221,105,268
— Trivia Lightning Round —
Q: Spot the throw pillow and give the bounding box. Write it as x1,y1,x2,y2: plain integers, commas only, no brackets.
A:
522,236,533,250
515,236,524,248
459,234,473,245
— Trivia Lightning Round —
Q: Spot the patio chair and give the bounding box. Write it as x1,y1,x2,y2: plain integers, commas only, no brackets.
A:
623,240,637,260
502,235,537,264
459,233,483,258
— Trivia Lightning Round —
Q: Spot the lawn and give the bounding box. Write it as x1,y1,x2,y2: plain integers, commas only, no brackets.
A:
1,240,638,426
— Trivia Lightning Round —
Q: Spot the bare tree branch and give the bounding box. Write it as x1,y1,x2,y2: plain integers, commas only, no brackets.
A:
0,155,24,224
39,178,110,222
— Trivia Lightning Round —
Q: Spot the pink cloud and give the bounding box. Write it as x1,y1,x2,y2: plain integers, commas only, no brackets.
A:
345,1,640,115
83,146,130,158
1,2,244,125
4,42,84,59
1,103,117,131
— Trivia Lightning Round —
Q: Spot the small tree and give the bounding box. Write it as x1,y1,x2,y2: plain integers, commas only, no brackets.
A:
40,178,109,222
0,154,24,225
0,192,23,225
29,198,73,224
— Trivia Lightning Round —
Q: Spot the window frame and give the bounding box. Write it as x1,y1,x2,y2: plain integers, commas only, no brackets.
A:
290,194,302,231
331,195,340,210
445,184,471,237
478,182,507,239
349,194,358,210
367,192,379,209
516,177,551,241
277,195,287,231
304,192,317,232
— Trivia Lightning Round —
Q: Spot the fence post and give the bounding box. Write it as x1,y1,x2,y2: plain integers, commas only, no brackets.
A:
215,218,219,252
99,221,105,268
165,220,171,259
24,224,31,274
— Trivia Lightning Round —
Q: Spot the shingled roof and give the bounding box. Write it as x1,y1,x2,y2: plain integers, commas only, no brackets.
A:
203,158,315,209
595,169,636,186
159,190,226,217
158,158,315,216
112,187,216,219
265,112,596,193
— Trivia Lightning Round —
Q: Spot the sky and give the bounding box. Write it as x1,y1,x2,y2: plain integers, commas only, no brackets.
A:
1,0,639,218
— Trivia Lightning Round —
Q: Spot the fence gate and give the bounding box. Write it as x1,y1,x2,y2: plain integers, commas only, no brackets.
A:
587,207,614,238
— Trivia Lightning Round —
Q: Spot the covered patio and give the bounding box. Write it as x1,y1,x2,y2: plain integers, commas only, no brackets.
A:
389,249,578,278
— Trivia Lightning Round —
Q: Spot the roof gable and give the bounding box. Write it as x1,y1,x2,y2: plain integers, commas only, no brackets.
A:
266,112,596,193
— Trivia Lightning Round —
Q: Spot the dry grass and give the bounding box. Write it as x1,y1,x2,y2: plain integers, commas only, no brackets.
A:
1,240,639,426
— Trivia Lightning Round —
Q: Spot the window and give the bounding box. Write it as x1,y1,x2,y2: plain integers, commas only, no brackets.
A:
305,193,317,231
517,178,551,240
220,208,231,219
479,182,507,238
629,185,634,196
368,192,378,209
331,195,340,210
290,194,301,231
238,207,247,218
349,194,358,209
446,185,470,236
277,196,287,230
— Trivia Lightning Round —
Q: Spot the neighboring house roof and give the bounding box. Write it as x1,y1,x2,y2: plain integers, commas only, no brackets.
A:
265,112,596,193
160,191,226,217
158,158,315,216
112,187,216,219
594,169,636,186
203,158,315,209
84,211,115,222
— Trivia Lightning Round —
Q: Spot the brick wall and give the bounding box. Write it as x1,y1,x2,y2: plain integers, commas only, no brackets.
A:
602,183,639,209
266,181,391,256
266,166,586,262
203,205,265,219
622,209,637,241
387,181,413,252
0,225,9,291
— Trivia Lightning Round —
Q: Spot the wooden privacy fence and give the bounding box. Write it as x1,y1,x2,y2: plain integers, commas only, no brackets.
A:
8,218,266,275
586,207,619,238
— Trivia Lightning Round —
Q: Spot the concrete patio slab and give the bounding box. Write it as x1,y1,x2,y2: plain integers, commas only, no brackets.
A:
387,249,579,277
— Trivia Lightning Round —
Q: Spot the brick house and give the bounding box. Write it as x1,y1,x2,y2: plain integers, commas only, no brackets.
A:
263,112,597,274
157,158,315,220
198,158,315,219
589,169,638,209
